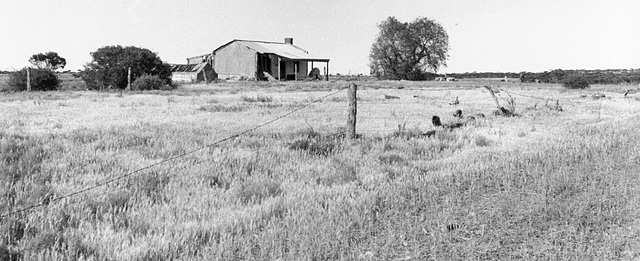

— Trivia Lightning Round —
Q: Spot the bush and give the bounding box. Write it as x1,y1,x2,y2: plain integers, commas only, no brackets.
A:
81,45,172,90
562,74,590,89
7,68,60,91
132,74,166,90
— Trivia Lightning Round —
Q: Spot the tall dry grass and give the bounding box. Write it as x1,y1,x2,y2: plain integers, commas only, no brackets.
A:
1,81,639,260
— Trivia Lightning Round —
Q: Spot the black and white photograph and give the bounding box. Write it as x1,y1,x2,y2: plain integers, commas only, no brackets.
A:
1,0,639,260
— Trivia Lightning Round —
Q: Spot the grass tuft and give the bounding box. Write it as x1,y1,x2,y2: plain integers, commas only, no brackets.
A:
475,135,492,147
236,179,283,204
241,94,274,103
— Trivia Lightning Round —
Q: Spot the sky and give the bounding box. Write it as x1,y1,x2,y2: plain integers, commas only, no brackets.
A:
1,0,638,74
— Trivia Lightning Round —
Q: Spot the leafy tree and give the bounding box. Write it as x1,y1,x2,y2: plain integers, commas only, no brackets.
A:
81,45,172,90
369,17,449,80
7,68,60,91
29,52,66,70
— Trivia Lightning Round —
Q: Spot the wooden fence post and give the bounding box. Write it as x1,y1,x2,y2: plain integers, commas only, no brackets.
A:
26,67,31,92
347,83,357,139
127,66,132,91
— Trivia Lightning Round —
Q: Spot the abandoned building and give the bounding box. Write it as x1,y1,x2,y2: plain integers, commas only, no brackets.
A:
169,62,215,83
171,38,330,83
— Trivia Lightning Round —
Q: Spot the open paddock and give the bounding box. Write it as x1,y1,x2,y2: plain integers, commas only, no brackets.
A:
1,80,640,260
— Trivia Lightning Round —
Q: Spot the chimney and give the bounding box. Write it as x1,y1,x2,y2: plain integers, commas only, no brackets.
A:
284,38,293,45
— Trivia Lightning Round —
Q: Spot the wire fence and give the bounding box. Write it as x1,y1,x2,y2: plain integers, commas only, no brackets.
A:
1,84,622,218
354,85,616,135
0,87,349,219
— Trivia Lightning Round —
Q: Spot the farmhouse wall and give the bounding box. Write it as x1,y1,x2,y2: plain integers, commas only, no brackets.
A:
215,42,256,79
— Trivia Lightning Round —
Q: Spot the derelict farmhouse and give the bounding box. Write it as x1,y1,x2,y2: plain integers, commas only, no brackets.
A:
170,38,330,82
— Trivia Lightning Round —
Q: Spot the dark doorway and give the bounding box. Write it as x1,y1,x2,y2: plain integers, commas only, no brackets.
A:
257,54,272,80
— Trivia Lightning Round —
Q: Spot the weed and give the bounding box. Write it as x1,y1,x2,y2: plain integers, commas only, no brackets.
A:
390,124,423,140
207,175,232,190
26,230,64,252
241,94,273,103
106,190,132,214
133,170,171,203
198,104,246,112
316,157,360,186
475,135,491,147
288,138,338,157
236,179,283,204
0,220,24,245
0,245,21,261
378,152,405,165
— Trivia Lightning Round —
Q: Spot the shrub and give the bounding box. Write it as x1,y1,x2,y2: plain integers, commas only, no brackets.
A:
132,74,166,90
7,68,60,91
562,74,590,89
81,45,172,90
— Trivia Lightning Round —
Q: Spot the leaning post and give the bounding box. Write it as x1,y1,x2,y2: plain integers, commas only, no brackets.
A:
483,85,502,111
347,83,357,139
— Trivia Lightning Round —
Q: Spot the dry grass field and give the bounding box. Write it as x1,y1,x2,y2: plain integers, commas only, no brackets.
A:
2,79,640,260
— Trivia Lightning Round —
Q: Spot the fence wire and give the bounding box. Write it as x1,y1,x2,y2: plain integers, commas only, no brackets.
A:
1,87,348,219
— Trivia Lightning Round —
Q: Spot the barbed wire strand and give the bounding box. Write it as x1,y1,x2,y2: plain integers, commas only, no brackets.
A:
496,88,596,105
73,144,245,204
1,87,348,219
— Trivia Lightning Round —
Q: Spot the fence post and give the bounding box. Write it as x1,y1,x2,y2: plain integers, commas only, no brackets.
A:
347,83,357,139
26,67,31,92
127,66,132,91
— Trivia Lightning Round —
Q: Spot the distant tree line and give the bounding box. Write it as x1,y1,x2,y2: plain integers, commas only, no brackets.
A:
520,69,640,85
442,69,640,85
445,72,521,79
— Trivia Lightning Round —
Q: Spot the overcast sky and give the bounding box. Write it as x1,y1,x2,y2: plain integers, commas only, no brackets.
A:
1,0,638,74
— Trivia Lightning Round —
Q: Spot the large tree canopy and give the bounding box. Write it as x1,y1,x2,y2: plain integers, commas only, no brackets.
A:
369,17,449,80
81,45,172,90
29,52,66,70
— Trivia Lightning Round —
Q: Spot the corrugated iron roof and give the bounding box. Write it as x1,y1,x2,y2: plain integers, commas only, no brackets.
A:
214,40,330,62
170,63,207,73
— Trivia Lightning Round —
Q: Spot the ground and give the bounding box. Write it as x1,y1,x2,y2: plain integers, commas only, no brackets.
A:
1,79,640,260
